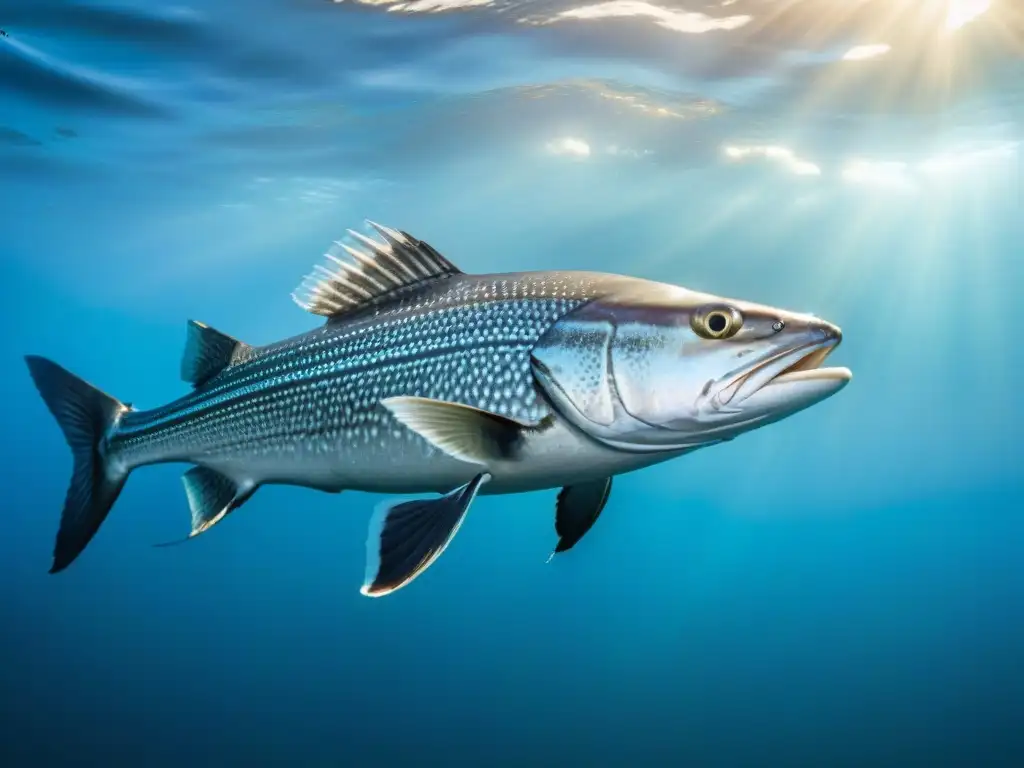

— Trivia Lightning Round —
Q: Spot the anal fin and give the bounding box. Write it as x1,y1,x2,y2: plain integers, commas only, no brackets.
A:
548,476,613,561
154,466,254,547
361,472,490,597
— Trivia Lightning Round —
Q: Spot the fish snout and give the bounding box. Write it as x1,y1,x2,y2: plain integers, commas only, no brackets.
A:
814,319,842,345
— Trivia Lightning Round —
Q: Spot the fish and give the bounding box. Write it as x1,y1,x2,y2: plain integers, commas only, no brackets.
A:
25,221,851,597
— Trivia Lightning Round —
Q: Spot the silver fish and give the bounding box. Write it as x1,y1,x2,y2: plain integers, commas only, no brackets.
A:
25,221,851,596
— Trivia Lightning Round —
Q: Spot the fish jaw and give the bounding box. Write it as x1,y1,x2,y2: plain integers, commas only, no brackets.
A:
722,337,852,420
709,331,850,413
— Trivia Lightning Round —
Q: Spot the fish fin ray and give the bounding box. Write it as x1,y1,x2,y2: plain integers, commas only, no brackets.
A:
181,320,253,387
550,476,613,557
153,467,254,546
291,221,462,320
380,396,526,465
24,355,131,573
361,472,490,597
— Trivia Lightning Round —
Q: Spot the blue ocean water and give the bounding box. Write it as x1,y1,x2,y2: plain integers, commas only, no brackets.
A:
2,0,1023,764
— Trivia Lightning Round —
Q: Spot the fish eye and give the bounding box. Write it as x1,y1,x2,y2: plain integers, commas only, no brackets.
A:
772,320,785,332
692,306,742,340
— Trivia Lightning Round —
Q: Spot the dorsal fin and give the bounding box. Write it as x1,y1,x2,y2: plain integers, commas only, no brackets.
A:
291,221,462,319
181,320,253,388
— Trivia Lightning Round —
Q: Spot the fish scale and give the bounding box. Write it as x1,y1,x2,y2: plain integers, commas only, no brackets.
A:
109,285,587,474
118,281,577,430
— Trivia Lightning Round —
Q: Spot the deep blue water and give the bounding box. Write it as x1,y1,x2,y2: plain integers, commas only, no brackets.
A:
2,0,1023,765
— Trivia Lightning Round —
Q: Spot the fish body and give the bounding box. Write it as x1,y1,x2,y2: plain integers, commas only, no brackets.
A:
26,222,851,596
108,270,669,497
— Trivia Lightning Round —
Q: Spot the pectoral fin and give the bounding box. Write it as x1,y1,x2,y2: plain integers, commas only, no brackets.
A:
361,472,490,597
380,396,527,465
548,477,613,560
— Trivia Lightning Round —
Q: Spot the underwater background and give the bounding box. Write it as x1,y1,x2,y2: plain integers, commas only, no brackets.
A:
1,0,1023,764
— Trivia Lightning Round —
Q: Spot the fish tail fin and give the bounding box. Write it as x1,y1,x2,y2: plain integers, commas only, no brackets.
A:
25,355,131,573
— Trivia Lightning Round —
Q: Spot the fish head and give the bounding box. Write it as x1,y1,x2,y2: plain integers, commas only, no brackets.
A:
530,277,851,452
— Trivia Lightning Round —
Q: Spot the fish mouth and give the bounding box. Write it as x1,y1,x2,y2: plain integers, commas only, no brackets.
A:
716,338,851,408
765,343,851,386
